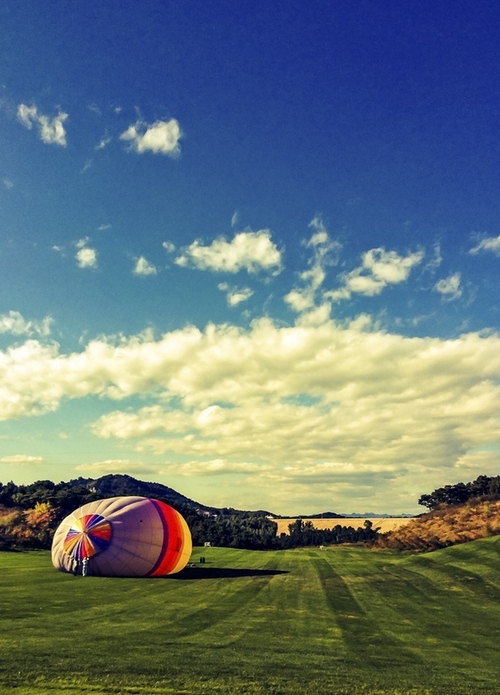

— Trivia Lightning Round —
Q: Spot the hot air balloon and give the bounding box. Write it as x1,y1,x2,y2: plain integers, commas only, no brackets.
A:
51,496,192,577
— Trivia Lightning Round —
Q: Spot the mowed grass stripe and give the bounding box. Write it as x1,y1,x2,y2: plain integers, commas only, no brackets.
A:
314,556,423,667
1,539,500,694
230,549,345,653
340,540,500,692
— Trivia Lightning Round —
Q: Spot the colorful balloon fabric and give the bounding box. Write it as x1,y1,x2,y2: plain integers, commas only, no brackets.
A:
63,513,112,560
51,496,192,577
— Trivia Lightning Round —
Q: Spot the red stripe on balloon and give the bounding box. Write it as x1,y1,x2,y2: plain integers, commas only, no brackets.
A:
148,500,184,576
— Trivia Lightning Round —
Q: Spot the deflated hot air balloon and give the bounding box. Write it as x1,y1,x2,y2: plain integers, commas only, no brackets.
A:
51,496,192,577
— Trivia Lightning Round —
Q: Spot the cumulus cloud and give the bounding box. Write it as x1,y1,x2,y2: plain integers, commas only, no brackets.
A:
0,454,43,465
327,247,424,302
133,256,157,276
434,272,462,301
175,230,282,275
469,235,500,256
120,118,182,156
17,104,68,146
0,311,53,337
2,317,500,508
218,283,254,306
75,239,98,268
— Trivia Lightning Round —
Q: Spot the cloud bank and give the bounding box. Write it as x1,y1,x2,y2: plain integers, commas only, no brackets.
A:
1,316,499,511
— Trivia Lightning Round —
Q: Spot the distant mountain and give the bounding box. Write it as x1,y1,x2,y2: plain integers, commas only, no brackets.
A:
300,511,346,519
69,474,275,517
69,474,217,513
67,474,402,519
343,512,415,518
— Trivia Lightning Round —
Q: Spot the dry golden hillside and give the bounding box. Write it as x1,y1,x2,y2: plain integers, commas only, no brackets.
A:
374,499,500,551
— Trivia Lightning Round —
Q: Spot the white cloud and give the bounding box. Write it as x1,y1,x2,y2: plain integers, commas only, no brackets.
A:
161,458,264,477
434,272,462,301
17,104,68,146
424,242,443,273
327,247,424,301
95,135,111,151
0,311,53,337
218,283,254,306
120,118,182,156
469,235,500,256
75,239,98,268
133,256,157,276
2,317,500,512
175,230,282,275
307,215,331,247
162,241,176,254
75,459,158,475
2,177,13,189
0,454,43,465
285,219,341,314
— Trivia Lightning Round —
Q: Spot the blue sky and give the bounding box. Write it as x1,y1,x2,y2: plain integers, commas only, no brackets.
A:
1,0,500,514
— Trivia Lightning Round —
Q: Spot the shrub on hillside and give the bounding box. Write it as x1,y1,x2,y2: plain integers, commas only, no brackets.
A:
374,499,500,552
418,474,500,510
0,502,58,550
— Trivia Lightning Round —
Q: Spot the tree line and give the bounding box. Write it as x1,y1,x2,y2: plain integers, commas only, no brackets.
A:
418,474,500,510
0,479,100,550
4,472,497,552
0,479,377,551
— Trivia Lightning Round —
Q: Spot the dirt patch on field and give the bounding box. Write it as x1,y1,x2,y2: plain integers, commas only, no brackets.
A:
274,517,413,535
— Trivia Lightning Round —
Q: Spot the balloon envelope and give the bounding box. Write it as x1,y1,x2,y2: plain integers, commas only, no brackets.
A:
51,496,192,577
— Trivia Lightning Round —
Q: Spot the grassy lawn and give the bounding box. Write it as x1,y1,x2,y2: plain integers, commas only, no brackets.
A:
1,538,499,694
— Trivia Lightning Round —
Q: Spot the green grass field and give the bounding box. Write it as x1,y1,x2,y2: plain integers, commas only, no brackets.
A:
1,539,499,695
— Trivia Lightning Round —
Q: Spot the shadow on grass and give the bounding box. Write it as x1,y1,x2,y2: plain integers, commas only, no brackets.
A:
167,566,289,580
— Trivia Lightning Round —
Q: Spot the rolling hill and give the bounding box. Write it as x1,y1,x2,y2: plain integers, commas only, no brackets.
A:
375,498,500,551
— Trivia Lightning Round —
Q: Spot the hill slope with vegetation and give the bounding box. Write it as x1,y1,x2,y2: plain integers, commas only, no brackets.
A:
376,475,500,551
0,474,378,551
2,473,500,553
